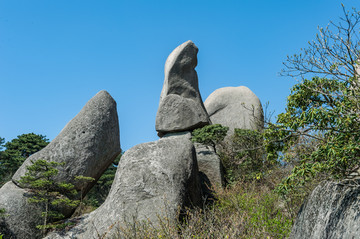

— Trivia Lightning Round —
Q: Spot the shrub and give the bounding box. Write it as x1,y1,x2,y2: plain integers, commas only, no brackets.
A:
191,124,229,154
221,128,274,183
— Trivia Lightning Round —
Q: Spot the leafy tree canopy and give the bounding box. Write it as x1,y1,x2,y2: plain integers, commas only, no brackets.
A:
266,6,360,195
226,129,268,182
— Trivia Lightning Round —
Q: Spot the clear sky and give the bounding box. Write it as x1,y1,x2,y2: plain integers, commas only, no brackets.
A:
1,0,359,151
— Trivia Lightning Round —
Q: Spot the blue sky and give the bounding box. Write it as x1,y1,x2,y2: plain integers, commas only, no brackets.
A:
1,0,359,151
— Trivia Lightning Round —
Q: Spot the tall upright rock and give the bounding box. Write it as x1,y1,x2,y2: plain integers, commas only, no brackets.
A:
0,90,121,239
290,179,360,239
45,132,202,239
204,86,264,134
156,40,210,136
13,90,121,193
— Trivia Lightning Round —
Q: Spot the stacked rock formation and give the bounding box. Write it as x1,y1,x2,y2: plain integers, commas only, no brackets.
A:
156,40,211,136
1,40,268,239
0,90,121,239
154,40,224,189
290,179,360,238
46,41,206,238
46,132,202,239
204,86,264,134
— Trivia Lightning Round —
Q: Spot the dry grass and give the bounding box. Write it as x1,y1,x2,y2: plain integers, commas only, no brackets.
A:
109,179,293,239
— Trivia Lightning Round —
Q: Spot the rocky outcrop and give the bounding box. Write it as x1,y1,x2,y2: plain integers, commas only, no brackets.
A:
0,181,75,239
0,181,43,239
0,90,121,239
46,132,202,239
194,143,224,189
204,86,264,134
156,40,210,136
13,90,121,193
290,179,360,239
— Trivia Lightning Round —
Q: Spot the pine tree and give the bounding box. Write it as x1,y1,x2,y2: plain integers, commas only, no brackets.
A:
19,159,79,237
74,175,95,215
191,124,229,154
0,133,48,185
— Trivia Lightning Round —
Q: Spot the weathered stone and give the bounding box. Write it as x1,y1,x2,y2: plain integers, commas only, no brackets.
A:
156,40,210,136
13,90,121,193
194,143,224,189
0,181,75,239
0,181,43,239
204,86,264,135
0,90,120,239
290,179,360,239
45,132,202,239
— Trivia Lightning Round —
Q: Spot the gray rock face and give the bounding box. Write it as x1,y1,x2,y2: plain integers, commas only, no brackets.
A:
46,132,202,239
0,181,43,239
13,90,121,193
0,90,120,239
194,143,224,188
204,86,264,134
156,40,210,136
290,179,360,239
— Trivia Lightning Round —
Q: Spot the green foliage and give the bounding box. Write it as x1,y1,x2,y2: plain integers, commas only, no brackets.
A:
191,124,229,152
0,138,4,151
0,133,48,184
74,175,95,215
0,208,5,217
74,175,95,191
265,77,360,196
0,208,8,239
85,153,122,207
223,129,272,183
213,184,292,238
19,159,79,236
265,6,360,205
